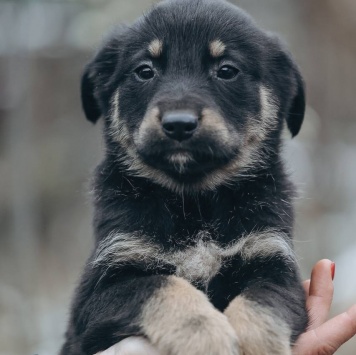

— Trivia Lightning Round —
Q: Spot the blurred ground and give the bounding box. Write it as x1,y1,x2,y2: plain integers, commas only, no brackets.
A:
0,0,355,354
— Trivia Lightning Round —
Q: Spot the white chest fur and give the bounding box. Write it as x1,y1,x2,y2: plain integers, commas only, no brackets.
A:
170,239,223,285
93,230,295,287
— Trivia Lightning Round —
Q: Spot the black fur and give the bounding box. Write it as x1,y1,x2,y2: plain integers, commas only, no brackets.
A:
61,0,308,354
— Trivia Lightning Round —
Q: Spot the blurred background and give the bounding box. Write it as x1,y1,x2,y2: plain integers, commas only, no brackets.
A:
0,0,355,354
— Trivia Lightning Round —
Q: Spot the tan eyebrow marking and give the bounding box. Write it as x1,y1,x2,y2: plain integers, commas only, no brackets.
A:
209,40,226,58
148,39,163,58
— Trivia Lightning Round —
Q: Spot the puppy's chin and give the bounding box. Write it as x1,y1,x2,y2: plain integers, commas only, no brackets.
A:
138,149,236,183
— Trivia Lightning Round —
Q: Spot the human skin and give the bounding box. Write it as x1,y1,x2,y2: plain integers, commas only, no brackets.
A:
97,259,356,355
293,259,356,355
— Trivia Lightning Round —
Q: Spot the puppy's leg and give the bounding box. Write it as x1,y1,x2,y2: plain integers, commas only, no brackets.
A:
60,271,165,355
63,271,238,355
141,276,238,355
225,295,293,355
222,233,308,355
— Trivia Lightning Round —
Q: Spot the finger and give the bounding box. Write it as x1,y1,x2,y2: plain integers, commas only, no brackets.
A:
294,305,356,355
306,259,334,328
97,336,161,355
314,305,356,352
303,279,310,296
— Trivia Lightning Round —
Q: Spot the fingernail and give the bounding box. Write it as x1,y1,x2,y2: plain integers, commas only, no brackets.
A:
331,262,336,280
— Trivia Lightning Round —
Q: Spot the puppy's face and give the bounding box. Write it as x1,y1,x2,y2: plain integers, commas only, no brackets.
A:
82,0,305,192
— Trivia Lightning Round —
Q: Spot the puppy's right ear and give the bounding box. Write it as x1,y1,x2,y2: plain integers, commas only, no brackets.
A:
80,28,125,124
81,64,102,124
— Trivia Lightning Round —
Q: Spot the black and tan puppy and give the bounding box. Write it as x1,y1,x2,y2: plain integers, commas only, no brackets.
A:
60,0,308,354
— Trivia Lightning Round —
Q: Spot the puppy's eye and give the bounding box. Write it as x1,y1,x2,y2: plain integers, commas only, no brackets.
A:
217,65,239,80
135,65,155,80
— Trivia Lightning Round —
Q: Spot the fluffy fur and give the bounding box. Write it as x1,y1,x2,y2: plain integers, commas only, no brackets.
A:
60,1,308,354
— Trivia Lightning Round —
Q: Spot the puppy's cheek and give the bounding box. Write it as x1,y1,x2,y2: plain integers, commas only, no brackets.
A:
135,107,163,146
224,296,292,355
141,276,239,355
242,86,279,149
133,128,160,154
201,108,236,147
108,90,130,146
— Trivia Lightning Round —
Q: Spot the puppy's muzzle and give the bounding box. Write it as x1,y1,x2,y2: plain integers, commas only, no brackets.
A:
161,111,198,142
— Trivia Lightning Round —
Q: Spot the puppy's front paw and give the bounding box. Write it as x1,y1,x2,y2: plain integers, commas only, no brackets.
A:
166,310,239,355
141,276,239,355
150,311,239,355
224,296,292,355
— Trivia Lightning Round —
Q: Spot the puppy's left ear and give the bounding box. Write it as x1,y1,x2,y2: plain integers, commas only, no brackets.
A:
286,66,305,137
81,64,102,124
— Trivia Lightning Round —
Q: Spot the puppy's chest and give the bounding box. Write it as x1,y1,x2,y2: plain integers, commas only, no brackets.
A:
94,228,293,289
96,230,245,286
168,239,228,287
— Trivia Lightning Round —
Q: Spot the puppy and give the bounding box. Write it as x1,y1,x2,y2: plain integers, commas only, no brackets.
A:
60,0,308,354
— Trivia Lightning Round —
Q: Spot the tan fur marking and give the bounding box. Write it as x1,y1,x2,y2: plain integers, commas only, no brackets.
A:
135,107,163,144
109,90,131,147
260,86,279,126
225,296,292,355
141,276,238,355
110,90,120,133
148,39,163,58
246,86,279,142
201,108,232,145
209,40,226,58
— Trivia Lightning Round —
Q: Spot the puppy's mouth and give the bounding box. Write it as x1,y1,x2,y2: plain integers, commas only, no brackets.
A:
137,144,237,181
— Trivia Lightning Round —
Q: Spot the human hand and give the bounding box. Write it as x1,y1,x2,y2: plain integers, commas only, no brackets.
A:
96,336,160,355
98,260,356,355
293,259,356,355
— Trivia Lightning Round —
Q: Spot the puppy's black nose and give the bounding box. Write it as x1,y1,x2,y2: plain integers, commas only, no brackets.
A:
161,111,198,141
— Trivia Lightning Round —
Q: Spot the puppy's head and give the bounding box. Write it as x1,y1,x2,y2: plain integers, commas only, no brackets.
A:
82,0,305,193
